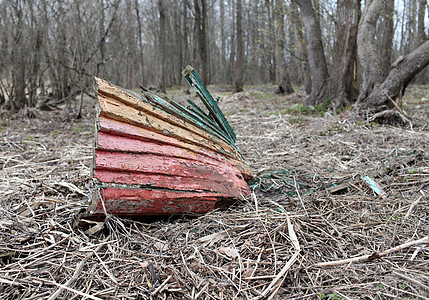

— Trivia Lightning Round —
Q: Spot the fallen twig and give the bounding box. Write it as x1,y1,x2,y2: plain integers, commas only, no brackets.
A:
314,236,429,267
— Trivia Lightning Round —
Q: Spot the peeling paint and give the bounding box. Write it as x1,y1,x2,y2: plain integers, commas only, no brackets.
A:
86,74,252,219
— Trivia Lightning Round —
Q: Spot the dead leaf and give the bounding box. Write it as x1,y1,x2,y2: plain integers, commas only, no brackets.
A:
218,246,239,259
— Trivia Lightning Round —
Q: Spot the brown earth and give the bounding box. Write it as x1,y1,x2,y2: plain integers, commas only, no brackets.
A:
0,85,428,299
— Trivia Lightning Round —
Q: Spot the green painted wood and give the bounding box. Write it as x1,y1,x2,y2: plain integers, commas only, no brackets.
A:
141,91,233,145
182,66,236,143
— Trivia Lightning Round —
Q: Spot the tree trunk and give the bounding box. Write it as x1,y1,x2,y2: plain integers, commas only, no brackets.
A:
134,0,145,85
266,0,276,84
158,0,166,93
194,0,209,85
293,0,329,106
355,0,384,105
415,0,428,84
234,0,244,93
290,1,311,94
11,2,27,111
326,0,359,110
274,0,294,95
355,40,429,115
220,0,226,80
380,0,394,78
417,0,427,45
228,0,236,84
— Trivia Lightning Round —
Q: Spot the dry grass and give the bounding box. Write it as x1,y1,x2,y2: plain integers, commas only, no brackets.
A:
0,86,428,299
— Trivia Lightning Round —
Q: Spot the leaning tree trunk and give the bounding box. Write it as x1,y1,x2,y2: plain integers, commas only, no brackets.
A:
355,0,384,105
356,40,429,115
293,0,329,106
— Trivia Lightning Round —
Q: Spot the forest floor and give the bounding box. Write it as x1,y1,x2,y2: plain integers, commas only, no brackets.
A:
0,84,428,299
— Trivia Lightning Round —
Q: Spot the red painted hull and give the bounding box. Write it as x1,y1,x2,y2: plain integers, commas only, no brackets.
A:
84,76,252,218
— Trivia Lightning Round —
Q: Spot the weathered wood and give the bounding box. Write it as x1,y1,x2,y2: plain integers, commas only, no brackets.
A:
96,131,248,178
97,116,252,179
93,169,249,197
96,84,244,162
183,66,236,142
84,69,252,219
94,150,247,188
91,187,218,216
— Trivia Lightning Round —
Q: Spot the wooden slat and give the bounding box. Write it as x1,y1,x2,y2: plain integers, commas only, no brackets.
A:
142,92,232,144
183,66,236,142
93,169,249,198
97,93,238,160
94,77,240,157
97,116,252,180
91,187,218,215
96,131,240,170
94,150,244,182
95,96,250,179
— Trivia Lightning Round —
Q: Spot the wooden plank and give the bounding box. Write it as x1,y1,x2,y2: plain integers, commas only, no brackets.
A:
91,187,218,215
94,77,239,155
94,150,245,183
93,169,249,198
97,93,239,161
183,66,236,142
97,116,252,180
97,131,241,169
142,92,232,144
96,131,250,187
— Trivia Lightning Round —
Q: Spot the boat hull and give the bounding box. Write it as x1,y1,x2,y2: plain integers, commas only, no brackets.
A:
85,75,251,218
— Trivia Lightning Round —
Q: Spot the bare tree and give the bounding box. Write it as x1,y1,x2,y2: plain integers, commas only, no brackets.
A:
292,0,329,106
355,40,429,115
274,0,294,95
158,0,166,93
355,0,384,105
234,0,244,93
380,0,394,78
10,1,27,111
266,0,276,84
194,0,209,85
0,0,428,116
290,1,311,94
327,0,359,110
417,0,427,45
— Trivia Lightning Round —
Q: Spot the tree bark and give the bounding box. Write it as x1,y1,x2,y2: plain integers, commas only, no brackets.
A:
356,0,384,105
266,0,276,84
417,0,427,45
11,2,27,111
134,0,145,85
380,0,394,78
327,0,359,110
220,0,226,80
290,1,311,94
234,0,244,93
274,0,294,95
355,40,429,115
194,0,209,85
158,0,166,93
292,0,329,106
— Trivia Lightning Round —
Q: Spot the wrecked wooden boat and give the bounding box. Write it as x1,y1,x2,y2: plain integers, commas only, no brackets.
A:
83,66,252,218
